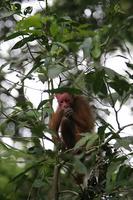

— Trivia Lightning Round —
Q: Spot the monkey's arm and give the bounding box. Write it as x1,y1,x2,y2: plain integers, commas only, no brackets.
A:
74,115,94,132
61,116,76,148
49,109,63,142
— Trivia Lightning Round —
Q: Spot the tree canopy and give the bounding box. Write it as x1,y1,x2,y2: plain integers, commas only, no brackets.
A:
0,0,133,199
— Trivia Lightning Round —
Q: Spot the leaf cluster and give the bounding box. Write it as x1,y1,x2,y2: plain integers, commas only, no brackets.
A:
0,0,133,199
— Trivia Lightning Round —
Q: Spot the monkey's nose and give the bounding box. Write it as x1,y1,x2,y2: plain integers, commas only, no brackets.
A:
64,104,68,108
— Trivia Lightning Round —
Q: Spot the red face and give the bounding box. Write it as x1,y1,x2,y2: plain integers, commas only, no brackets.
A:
56,93,73,110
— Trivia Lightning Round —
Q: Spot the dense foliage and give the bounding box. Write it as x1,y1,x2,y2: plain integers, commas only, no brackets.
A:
0,0,133,199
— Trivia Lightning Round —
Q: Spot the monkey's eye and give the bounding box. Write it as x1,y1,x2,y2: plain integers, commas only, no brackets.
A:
65,98,68,102
65,99,70,103
60,100,64,104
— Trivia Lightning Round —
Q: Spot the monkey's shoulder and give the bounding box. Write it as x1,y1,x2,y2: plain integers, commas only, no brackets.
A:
73,95,88,105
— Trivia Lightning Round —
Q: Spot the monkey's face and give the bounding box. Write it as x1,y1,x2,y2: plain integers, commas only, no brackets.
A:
56,93,73,110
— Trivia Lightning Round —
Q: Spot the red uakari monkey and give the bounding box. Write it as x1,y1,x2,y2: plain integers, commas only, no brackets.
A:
49,92,95,149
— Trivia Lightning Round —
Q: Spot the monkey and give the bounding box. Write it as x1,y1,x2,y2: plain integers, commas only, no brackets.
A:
49,92,95,149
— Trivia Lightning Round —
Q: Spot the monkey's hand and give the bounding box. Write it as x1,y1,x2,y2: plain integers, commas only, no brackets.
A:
63,107,74,119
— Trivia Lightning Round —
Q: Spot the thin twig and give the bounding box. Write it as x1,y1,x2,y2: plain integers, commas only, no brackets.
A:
59,190,79,196
106,81,121,129
5,78,44,92
52,164,60,200
116,123,133,134
52,161,65,200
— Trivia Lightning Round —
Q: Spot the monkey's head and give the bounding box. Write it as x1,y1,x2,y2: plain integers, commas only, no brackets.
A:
55,93,73,110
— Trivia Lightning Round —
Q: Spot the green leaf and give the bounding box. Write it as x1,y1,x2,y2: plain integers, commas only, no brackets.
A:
0,11,15,19
33,179,44,188
73,72,86,91
5,31,28,41
55,42,69,52
26,110,39,119
116,165,133,187
37,99,49,110
74,135,89,149
126,62,133,70
22,61,42,82
109,76,130,96
104,67,120,79
73,157,87,174
97,125,107,141
48,64,64,78
106,161,121,192
74,133,98,150
86,133,98,150
38,73,48,83
60,16,74,22
16,14,43,30
85,69,108,97
11,35,38,49
50,20,59,38
114,136,133,151
85,71,95,91
93,69,108,96
106,92,119,106
91,34,101,59
80,37,92,58
50,42,69,56
44,87,81,95
91,45,101,59
11,161,43,182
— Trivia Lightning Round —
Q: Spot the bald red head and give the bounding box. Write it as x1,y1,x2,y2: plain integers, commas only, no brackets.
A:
56,93,73,110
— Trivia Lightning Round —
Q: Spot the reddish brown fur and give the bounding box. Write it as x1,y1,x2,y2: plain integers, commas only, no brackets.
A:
49,93,95,149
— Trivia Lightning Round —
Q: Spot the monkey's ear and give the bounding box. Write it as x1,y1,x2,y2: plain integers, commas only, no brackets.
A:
55,93,61,101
